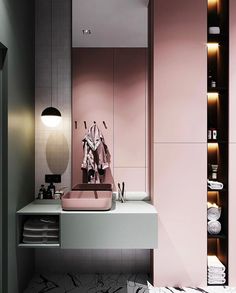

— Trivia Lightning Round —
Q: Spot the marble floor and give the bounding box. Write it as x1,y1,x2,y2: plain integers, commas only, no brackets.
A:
24,273,149,293
24,274,236,293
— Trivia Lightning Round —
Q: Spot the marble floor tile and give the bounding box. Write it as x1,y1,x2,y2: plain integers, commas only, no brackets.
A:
24,274,236,293
24,273,149,293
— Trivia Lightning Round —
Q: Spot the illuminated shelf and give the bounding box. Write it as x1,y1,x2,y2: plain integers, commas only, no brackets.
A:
208,233,227,239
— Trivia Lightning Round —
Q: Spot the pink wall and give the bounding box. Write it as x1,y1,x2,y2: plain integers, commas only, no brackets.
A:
151,0,207,286
229,0,236,285
72,48,148,192
72,49,114,187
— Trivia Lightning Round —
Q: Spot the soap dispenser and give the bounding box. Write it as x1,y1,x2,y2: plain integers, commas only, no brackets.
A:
47,182,56,198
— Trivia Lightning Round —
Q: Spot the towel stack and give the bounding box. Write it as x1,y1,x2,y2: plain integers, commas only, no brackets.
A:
208,255,226,284
207,202,222,235
23,216,59,244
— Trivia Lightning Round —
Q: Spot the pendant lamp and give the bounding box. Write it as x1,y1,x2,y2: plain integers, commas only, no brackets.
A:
41,0,61,127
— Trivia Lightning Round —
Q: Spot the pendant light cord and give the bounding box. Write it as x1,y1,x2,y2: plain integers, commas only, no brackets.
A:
51,0,53,107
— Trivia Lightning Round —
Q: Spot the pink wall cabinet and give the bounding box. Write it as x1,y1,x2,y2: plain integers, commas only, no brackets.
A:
152,0,207,144
151,0,207,286
72,48,148,192
153,143,207,286
114,48,148,192
229,0,236,144
72,49,114,187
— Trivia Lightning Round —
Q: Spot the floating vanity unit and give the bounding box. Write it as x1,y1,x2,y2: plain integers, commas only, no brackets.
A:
17,199,158,249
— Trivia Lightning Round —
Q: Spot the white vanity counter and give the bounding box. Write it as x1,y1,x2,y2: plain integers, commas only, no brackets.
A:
17,200,158,249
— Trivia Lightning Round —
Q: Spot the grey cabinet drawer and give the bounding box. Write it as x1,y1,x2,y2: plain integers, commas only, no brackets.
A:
61,212,157,249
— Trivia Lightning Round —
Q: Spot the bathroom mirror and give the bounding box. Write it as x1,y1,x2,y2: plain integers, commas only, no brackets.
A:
71,0,149,194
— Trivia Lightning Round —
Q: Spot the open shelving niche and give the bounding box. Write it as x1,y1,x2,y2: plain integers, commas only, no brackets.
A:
207,0,229,286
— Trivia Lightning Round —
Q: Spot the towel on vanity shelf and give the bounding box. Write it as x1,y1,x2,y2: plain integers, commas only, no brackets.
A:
24,217,59,232
23,230,58,238
23,237,59,244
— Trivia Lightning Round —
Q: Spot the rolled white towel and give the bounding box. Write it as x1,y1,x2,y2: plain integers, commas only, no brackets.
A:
207,206,221,221
208,180,224,190
208,220,221,235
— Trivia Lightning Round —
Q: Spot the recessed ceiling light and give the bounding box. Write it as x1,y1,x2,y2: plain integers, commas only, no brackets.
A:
82,29,91,35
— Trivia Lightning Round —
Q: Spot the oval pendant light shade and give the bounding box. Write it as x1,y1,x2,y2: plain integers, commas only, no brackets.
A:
41,106,62,127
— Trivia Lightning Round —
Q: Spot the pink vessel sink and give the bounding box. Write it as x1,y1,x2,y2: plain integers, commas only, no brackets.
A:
61,190,112,211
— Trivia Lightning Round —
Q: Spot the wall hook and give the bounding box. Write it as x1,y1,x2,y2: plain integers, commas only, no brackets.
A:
103,121,107,129
84,121,87,129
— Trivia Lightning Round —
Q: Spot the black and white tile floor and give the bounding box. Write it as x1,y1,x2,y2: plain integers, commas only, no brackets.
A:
24,274,236,293
24,273,149,293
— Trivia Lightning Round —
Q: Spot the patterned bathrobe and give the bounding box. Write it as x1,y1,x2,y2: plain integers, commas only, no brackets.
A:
81,123,110,183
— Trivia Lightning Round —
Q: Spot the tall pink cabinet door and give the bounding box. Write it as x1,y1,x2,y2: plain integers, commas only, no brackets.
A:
229,0,236,144
114,49,147,192
151,0,207,286
153,143,207,286
229,1,236,285
72,49,114,187
153,0,207,143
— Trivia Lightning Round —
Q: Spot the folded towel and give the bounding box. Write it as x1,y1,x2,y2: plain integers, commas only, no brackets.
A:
208,180,224,190
23,236,59,244
23,230,59,238
208,272,226,279
208,255,226,274
207,278,226,285
208,220,221,235
207,206,221,221
24,217,59,231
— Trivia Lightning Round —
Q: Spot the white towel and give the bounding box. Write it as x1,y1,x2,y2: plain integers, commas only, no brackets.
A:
207,206,221,221
208,267,225,274
208,179,224,190
207,278,226,285
208,255,226,279
208,220,221,235
208,272,226,279
208,255,225,268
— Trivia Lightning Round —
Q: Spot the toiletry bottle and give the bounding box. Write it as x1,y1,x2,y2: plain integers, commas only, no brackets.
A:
47,182,56,198
38,184,45,199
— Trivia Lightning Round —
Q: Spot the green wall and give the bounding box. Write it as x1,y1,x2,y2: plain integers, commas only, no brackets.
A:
0,0,35,292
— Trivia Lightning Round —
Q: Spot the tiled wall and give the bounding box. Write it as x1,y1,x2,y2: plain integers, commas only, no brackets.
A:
35,0,71,195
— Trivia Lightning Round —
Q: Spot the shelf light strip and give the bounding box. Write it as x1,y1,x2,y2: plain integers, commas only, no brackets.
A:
207,92,219,102
207,43,219,50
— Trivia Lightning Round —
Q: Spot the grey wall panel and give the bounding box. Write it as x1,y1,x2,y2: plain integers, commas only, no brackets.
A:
35,0,71,195
0,0,35,292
